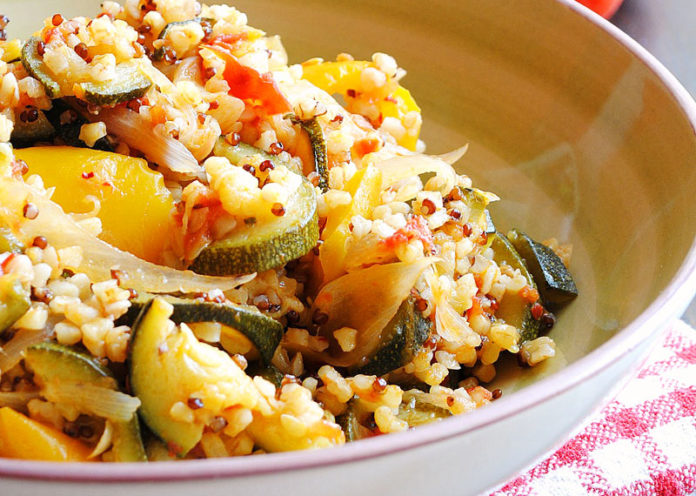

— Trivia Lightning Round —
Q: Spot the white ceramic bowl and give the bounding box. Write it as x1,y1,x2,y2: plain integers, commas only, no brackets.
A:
2,0,696,494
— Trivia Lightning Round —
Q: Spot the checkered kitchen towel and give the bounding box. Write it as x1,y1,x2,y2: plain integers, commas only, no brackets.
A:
490,320,696,496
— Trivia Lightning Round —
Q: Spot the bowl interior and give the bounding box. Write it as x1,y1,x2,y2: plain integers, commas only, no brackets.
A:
6,0,696,398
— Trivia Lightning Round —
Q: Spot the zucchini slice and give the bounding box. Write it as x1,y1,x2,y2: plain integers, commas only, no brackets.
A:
0,275,30,335
396,390,451,427
24,342,146,462
507,229,578,307
350,296,431,377
213,137,301,175
191,176,319,275
10,108,55,147
121,294,283,364
153,18,213,61
21,37,151,106
129,298,262,456
490,233,544,343
292,116,329,192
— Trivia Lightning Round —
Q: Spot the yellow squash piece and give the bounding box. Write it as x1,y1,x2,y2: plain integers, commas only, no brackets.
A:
15,147,175,264
0,407,92,461
301,60,421,150
320,165,382,282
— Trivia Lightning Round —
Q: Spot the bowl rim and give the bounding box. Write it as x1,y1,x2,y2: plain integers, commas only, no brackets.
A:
2,0,696,483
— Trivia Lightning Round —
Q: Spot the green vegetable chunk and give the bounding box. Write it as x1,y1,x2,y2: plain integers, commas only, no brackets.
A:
191,177,318,275
11,108,55,147
351,296,431,377
292,116,329,192
507,229,578,307
0,275,30,334
122,294,283,364
24,342,147,462
490,233,543,343
396,390,451,427
152,18,213,61
21,37,151,106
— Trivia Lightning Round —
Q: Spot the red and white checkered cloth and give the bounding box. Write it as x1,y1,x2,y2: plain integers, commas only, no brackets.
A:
490,320,696,496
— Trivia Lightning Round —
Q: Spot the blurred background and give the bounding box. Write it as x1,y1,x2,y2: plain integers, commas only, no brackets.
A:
606,0,696,324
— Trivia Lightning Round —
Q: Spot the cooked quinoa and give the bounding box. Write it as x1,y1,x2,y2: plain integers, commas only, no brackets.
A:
0,0,576,462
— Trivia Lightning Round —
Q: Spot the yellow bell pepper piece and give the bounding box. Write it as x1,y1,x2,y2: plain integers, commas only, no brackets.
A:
15,146,175,264
0,39,22,63
320,165,382,282
301,60,421,151
0,407,92,461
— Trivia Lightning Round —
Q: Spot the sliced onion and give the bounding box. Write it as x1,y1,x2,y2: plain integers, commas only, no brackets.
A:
0,329,51,376
436,145,469,165
435,300,481,347
0,178,254,293
0,391,41,411
376,151,461,201
43,381,141,423
310,258,434,367
89,420,114,459
93,106,202,179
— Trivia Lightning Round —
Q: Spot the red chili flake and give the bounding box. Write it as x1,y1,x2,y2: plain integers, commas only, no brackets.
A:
519,285,540,304
197,112,207,124
36,40,46,56
51,14,64,26
81,171,94,179
346,89,357,98
352,137,382,158
208,100,220,110
259,160,274,172
492,388,503,400
268,141,284,155
372,377,388,393
0,253,15,272
187,397,204,410
32,236,48,249
12,159,29,176
420,198,436,215
531,302,544,320
110,269,125,285
461,223,472,237
225,132,241,146
23,203,39,219
271,203,285,217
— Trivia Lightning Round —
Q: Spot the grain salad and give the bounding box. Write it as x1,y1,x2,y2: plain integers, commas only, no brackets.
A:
0,0,577,462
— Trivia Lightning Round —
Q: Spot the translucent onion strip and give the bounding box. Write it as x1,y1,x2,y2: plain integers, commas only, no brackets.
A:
0,329,51,376
89,420,114,459
0,391,40,411
43,382,141,423
375,152,462,201
0,178,254,293
94,106,202,179
311,258,434,367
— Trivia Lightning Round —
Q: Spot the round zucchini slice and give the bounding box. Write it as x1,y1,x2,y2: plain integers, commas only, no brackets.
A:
21,37,151,106
191,177,319,275
24,342,147,462
122,293,283,364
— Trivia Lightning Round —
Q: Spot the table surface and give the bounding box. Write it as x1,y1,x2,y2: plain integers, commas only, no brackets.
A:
611,0,696,328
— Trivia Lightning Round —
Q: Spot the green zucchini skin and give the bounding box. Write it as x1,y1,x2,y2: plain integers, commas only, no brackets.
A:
336,401,364,442
152,18,213,61
21,37,62,98
507,229,578,308
396,390,451,427
351,296,431,377
0,275,31,335
293,116,329,192
10,108,55,147
490,233,544,343
191,177,319,275
24,342,147,462
121,294,283,364
21,37,151,106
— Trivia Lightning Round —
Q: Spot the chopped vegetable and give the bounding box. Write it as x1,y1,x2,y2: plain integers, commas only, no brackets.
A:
0,274,31,334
